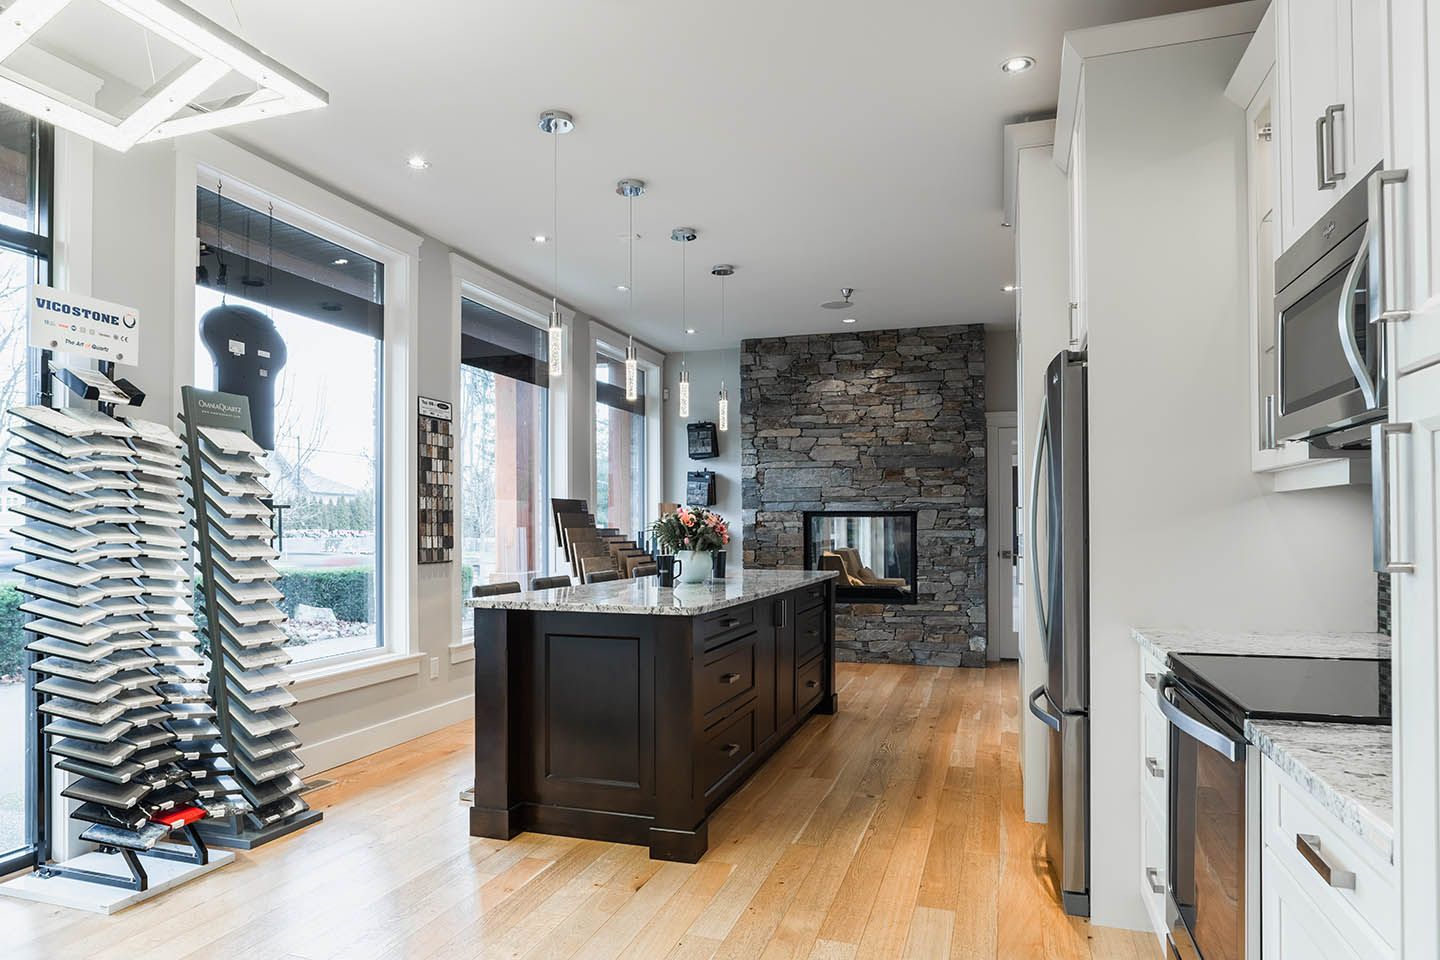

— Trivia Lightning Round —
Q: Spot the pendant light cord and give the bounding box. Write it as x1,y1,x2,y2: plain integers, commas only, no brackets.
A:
680,237,686,368
628,196,635,325
552,127,559,307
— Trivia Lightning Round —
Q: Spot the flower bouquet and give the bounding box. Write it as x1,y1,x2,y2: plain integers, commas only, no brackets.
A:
652,506,730,584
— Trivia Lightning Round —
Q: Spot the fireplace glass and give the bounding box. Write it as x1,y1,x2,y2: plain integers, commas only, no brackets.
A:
803,510,918,604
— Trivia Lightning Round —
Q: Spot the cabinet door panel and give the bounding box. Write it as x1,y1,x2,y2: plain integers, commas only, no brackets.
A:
1344,0,1387,180
1263,848,1365,960
1278,0,1344,245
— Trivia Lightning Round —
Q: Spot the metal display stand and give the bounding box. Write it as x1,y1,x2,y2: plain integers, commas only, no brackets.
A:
179,386,321,848
7,355,241,897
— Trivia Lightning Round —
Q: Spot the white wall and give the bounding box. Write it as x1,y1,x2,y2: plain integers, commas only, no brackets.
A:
1013,138,1070,826
1079,35,1376,929
661,348,742,559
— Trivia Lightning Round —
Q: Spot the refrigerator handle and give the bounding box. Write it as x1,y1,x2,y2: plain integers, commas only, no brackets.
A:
1028,685,1061,733
1027,402,1050,640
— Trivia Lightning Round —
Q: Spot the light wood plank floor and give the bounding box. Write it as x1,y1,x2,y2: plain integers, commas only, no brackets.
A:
0,662,1159,959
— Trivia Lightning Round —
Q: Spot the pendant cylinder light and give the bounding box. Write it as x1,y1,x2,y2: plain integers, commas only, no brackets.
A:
625,336,639,402
540,110,574,377
618,178,646,402
672,227,697,419
713,264,735,431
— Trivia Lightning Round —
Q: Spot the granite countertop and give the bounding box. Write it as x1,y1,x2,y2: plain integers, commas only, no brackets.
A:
1132,627,1390,666
1246,719,1393,862
464,568,837,616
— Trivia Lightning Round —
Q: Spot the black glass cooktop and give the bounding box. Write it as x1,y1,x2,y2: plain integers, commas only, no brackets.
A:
1169,653,1391,725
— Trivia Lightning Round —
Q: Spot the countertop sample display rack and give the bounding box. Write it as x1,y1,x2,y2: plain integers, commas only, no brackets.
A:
9,358,246,896
179,385,320,848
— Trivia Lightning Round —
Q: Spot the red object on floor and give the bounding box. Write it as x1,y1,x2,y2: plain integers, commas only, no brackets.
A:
153,806,206,828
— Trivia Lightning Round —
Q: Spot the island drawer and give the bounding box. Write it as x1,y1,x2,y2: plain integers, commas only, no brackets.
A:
698,704,757,799
797,656,825,713
795,583,827,612
697,603,756,649
699,633,757,718
796,606,826,664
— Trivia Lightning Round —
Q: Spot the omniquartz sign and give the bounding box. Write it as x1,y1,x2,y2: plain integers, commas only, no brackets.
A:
27,284,142,364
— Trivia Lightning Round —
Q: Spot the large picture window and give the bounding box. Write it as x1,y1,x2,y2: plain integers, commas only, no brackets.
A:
194,186,384,665
594,352,646,537
0,107,51,873
458,299,549,628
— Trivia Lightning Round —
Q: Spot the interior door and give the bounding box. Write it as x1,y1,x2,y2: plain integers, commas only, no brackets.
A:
995,427,1020,659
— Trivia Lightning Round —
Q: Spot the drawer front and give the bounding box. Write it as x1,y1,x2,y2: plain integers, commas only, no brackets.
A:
795,606,826,664
698,633,757,718
1262,756,1397,950
795,582,826,612
1137,647,1166,697
797,655,824,713
697,705,756,799
697,603,755,650
1139,693,1168,815
1139,802,1167,943
1262,846,1384,960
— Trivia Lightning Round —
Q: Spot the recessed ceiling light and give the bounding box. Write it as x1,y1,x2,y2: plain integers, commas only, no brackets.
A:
1002,283,1019,293
616,284,629,292
533,234,548,243
406,155,430,170
686,328,696,335
1001,56,1036,74
842,317,858,324
332,257,349,266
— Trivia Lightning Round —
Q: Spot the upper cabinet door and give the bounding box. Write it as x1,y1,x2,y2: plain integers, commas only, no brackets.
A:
1278,0,1345,248
1344,0,1387,181
1067,111,1087,351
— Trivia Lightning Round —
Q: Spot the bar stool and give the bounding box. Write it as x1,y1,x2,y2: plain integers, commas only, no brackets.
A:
585,567,621,584
531,574,571,591
631,562,659,578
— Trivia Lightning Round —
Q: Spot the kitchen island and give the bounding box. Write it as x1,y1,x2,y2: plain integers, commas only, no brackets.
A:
465,569,838,861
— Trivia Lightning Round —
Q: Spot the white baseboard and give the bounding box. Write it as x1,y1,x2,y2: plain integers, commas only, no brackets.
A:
298,693,475,775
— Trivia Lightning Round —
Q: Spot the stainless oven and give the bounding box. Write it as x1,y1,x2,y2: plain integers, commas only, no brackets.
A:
1267,166,1385,446
1157,675,1260,960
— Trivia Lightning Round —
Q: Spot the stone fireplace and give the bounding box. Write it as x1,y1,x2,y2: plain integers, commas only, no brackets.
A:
741,325,988,666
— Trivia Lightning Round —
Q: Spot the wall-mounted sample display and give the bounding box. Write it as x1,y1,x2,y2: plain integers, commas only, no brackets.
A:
199,303,288,450
418,397,454,564
687,421,718,460
179,386,321,848
5,364,245,896
686,470,717,507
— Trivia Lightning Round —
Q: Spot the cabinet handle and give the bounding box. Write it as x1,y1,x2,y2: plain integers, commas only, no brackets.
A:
1296,833,1356,889
1145,757,1164,779
1315,115,1332,190
722,742,740,757
1325,103,1346,183
1368,168,1412,323
1144,672,1160,690
805,679,819,689
720,618,740,629
805,629,820,638
720,672,741,685
1263,394,1277,450
1145,867,1165,895
1371,422,1414,574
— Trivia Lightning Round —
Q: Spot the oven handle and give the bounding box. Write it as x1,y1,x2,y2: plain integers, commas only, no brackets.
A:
1338,221,1379,409
1028,685,1061,733
1156,676,1243,762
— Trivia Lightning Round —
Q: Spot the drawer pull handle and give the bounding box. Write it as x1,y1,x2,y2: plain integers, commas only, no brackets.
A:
805,679,819,689
1145,757,1164,779
720,618,740,629
722,743,741,757
1144,672,1160,690
805,629,820,638
1297,833,1356,889
720,672,741,685
1145,867,1164,895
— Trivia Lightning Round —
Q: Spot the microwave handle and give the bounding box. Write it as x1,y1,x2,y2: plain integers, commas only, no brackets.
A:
1337,222,1379,409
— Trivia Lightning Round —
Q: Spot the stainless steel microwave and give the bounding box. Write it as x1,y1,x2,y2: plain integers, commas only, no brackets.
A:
1265,165,1385,447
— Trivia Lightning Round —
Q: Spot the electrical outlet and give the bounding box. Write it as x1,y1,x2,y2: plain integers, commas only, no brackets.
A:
429,656,440,680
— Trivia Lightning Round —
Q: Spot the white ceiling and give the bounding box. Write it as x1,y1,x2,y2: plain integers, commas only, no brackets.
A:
168,0,1228,352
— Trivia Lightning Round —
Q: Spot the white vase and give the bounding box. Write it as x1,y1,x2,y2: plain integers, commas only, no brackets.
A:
675,550,711,584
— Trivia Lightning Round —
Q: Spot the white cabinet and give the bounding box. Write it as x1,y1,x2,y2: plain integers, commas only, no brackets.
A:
1263,848,1369,960
1066,112,1087,350
1275,0,1389,249
1137,649,1167,947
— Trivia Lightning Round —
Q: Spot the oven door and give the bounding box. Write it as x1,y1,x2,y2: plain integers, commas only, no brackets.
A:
1157,677,1249,960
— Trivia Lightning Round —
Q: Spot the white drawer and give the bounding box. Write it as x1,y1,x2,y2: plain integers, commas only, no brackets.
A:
1139,693,1168,814
1262,756,1396,951
1262,846,1384,960
1138,647,1166,695
1139,801,1167,943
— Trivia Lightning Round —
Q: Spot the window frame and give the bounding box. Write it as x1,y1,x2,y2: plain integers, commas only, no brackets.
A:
171,139,422,695
448,253,571,658
589,324,662,541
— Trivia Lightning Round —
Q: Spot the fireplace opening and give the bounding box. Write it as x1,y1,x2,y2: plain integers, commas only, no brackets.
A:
803,510,918,604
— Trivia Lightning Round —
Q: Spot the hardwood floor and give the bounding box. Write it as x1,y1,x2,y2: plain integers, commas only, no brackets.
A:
0,662,1159,959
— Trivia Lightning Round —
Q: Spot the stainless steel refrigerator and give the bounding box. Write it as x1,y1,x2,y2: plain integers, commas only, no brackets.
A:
1025,349,1090,917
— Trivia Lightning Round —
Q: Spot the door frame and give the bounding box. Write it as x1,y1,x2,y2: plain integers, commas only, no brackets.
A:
986,413,1019,662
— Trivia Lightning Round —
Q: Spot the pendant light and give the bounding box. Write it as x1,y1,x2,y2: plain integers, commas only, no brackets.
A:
617,178,646,402
672,227,697,418
539,110,574,377
713,264,735,432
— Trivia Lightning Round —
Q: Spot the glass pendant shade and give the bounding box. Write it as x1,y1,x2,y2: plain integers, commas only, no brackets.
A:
625,338,639,401
717,381,729,432
547,300,563,377
678,368,691,418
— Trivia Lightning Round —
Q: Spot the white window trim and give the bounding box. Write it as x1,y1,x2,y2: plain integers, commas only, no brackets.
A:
590,321,664,536
448,252,573,649
170,135,422,687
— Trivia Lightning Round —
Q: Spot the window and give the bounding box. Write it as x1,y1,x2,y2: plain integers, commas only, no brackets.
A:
0,107,51,873
458,298,549,629
594,352,646,537
193,186,384,665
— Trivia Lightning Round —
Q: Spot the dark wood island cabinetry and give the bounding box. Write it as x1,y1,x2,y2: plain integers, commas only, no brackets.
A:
466,570,838,861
